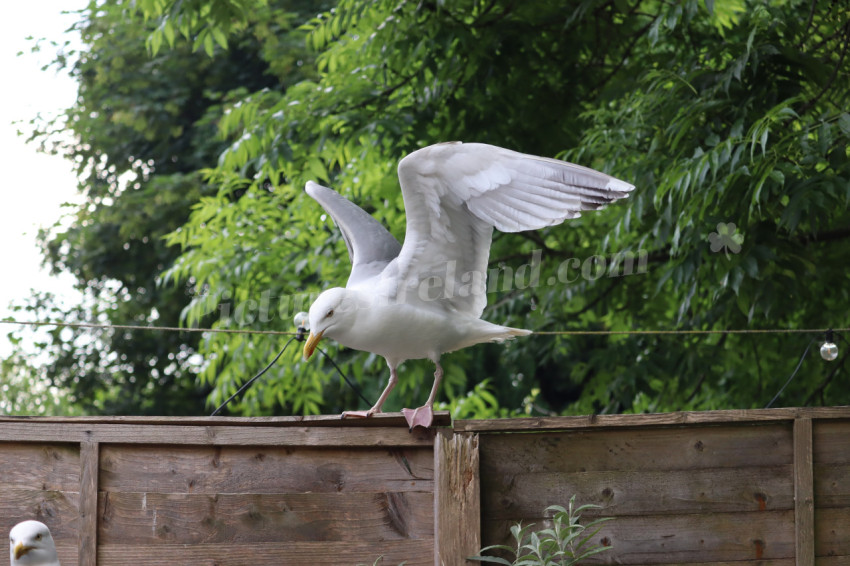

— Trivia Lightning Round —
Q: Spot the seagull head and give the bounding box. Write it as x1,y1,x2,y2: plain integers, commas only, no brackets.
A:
303,287,358,360
9,521,59,566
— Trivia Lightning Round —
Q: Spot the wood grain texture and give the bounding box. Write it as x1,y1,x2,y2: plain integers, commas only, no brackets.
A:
482,510,795,564
99,445,433,493
0,422,437,446
482,465,794,520
795,418,815,566
98,490,434,543
0,412,452,428
478,424,793,474
814,463,850,508
457,407,850,432
813,420,850,464
79,441,99,566
815,507,850,558
435,430,480,566
0,443,79,490
56,545,80,566
0,488,79,536
96,540,434,566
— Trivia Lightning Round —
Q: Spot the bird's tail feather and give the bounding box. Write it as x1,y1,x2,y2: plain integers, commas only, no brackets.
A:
489,326,532,343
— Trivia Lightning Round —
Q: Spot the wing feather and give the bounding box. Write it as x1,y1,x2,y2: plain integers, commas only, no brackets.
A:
305,181,402,287
390,142,634,316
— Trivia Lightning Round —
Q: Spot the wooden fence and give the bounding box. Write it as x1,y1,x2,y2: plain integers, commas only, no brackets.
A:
0,407,848,565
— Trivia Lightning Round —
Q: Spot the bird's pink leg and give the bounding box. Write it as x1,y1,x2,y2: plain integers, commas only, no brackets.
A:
402,361,443,429
342,364,398,419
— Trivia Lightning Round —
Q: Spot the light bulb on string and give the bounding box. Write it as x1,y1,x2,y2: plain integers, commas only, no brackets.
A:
820,329,838,361
294,312,310,341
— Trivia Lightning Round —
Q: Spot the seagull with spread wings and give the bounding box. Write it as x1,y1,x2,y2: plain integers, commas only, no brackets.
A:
302,142,634,429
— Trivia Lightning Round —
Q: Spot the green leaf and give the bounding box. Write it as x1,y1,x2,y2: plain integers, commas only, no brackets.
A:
838,113,850,136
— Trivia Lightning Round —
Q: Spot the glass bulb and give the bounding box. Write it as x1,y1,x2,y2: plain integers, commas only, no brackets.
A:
293,311,310,330
820,341,838,361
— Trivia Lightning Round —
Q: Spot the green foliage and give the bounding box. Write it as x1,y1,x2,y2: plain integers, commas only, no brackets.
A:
470,497,612,566
5,0,323,414
11,0,850,416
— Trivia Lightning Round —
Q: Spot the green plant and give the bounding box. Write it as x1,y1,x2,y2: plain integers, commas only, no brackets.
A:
470,496,612,566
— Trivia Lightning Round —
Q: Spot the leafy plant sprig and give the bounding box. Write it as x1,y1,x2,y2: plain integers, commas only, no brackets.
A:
470,496,612,566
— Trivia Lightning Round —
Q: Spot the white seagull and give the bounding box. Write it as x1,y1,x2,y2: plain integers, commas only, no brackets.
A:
302,142,634,428
9,521,60,566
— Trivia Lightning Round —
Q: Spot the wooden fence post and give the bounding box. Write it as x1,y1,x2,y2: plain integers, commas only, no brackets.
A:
79,440,99,566
435,429,480,566
794,417,814,566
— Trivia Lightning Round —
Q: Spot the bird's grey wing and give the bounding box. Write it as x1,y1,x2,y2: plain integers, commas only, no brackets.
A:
392,141,635,316
305,181,402,287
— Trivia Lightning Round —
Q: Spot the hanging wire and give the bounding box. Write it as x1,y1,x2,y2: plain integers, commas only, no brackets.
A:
315,346,372,407
1,317,847,337
4,315,845,413
764,338,816,409
209,324,371,416
210,336,296,416
0,319,293,336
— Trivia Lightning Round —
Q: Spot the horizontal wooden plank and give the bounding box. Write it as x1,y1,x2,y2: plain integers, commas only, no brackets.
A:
0,489,80,538
97,540,433,565
482,510,795,564
813,420,850,464
0,411,452,428
815,463,850,508
482,465,794,520
0,443,79,490
816,507,850,558
57,545,80,566
0,422,437,446
457,407,850,432
99,445,433,493
479,424,793,474
99,490,434,544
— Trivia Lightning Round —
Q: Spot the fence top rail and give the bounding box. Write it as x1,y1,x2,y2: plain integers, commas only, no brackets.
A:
454,406,850,433
0,412,452,446
2,407,849,439
0,411,452,428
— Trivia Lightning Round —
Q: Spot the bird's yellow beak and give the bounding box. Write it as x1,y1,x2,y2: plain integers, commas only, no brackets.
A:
303,330,324,360
14,542,32,560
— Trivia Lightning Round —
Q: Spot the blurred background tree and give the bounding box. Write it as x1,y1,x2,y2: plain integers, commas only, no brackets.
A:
5,0,849,417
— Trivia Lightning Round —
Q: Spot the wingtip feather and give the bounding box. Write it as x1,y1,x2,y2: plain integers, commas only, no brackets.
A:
606,177,635,193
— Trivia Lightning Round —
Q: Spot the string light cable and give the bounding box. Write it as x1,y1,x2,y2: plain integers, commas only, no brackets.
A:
208,313,371,416
2,318,845,413
2,318,848,337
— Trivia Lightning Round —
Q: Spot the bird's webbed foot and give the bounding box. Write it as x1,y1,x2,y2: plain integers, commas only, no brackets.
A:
341,408,379,419
401,405,434,430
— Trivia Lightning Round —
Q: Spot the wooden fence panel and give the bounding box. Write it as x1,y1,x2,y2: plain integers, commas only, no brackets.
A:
0,409,849,566
0,414,448,566
813,420,850,565
470,413,848,566
0,442,81,566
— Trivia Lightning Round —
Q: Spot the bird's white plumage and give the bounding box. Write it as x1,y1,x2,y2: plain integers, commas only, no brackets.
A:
9,521,60,566
303,142,634,428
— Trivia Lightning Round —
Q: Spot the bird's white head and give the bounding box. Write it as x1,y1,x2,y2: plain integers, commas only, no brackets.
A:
302,287,358,360
9,521,59,566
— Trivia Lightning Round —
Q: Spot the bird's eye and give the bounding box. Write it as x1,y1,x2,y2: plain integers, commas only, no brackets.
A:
35,534,42,541
325,309,334,318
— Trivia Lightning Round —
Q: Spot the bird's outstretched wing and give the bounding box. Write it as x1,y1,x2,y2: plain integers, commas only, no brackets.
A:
392,142,634,317
306,181,402,287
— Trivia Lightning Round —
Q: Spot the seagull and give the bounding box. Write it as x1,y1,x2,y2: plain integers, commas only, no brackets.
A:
9,521,60,566
302,142,634,429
